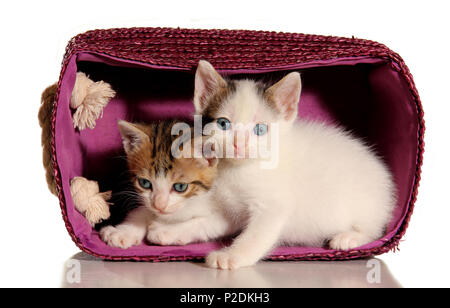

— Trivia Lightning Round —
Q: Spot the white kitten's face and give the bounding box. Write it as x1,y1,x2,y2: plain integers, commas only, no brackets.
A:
202,80,282,161
194,60,302,162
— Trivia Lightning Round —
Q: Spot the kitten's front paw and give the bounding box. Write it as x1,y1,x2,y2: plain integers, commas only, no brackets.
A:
146,223,192,246
329,231,369,251
100,226,142,249
205,249,257,270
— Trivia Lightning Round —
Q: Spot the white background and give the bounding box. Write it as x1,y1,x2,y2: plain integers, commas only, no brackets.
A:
0,0,449,287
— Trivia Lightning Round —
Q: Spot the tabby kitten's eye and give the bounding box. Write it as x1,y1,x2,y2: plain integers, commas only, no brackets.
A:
173,183,188,193
138,178,152,189
254,123,268,136
217,118,231,130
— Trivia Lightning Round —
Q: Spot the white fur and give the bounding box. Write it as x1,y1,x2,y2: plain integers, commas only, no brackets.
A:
100,207,149,249
205,120,395,269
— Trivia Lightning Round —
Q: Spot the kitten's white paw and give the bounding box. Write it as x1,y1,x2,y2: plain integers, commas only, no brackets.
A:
146,224,192,246
329,231,369,251
205,249,257,270
100,226,142,249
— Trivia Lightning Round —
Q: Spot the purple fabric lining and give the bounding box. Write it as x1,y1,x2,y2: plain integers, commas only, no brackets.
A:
55,52,418,259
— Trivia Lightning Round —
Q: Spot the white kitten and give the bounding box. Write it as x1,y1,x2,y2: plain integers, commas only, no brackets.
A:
192,60,396,269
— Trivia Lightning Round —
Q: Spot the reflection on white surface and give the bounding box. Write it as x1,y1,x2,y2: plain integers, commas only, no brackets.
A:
61,252,401,288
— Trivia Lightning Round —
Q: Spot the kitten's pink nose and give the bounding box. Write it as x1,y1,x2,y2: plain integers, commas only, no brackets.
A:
153,194,169,213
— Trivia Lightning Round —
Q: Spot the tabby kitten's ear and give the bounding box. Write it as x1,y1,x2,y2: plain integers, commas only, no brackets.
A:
265,72,302,123
194,60,227,114
117,120,149,155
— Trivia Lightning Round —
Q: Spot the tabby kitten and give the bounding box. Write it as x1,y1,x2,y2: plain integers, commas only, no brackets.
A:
100,120,228,249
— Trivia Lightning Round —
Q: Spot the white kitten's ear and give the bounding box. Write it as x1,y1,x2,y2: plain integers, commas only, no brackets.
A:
194,60,227,114
117,120,149,155
265,72,302,122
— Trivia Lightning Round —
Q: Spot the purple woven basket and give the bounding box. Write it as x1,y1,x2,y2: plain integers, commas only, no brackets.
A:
51,27,424,261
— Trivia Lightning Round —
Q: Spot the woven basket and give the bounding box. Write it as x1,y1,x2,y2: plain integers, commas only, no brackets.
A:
47,27,424,261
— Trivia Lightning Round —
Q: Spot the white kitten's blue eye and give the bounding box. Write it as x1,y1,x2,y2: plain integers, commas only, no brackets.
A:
138,178,152,189
173,183,188,193
217,118,231,130
254,123,268,136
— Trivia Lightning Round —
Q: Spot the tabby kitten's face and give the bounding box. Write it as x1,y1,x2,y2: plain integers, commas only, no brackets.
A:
118,120,217,215
194,60,301,162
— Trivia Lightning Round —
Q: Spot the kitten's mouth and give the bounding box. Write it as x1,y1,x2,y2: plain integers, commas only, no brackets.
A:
151,205,177,215
146,205,170,215
151,201,184,215
233,145,248,159
234,147,243,158
155,208,170,215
